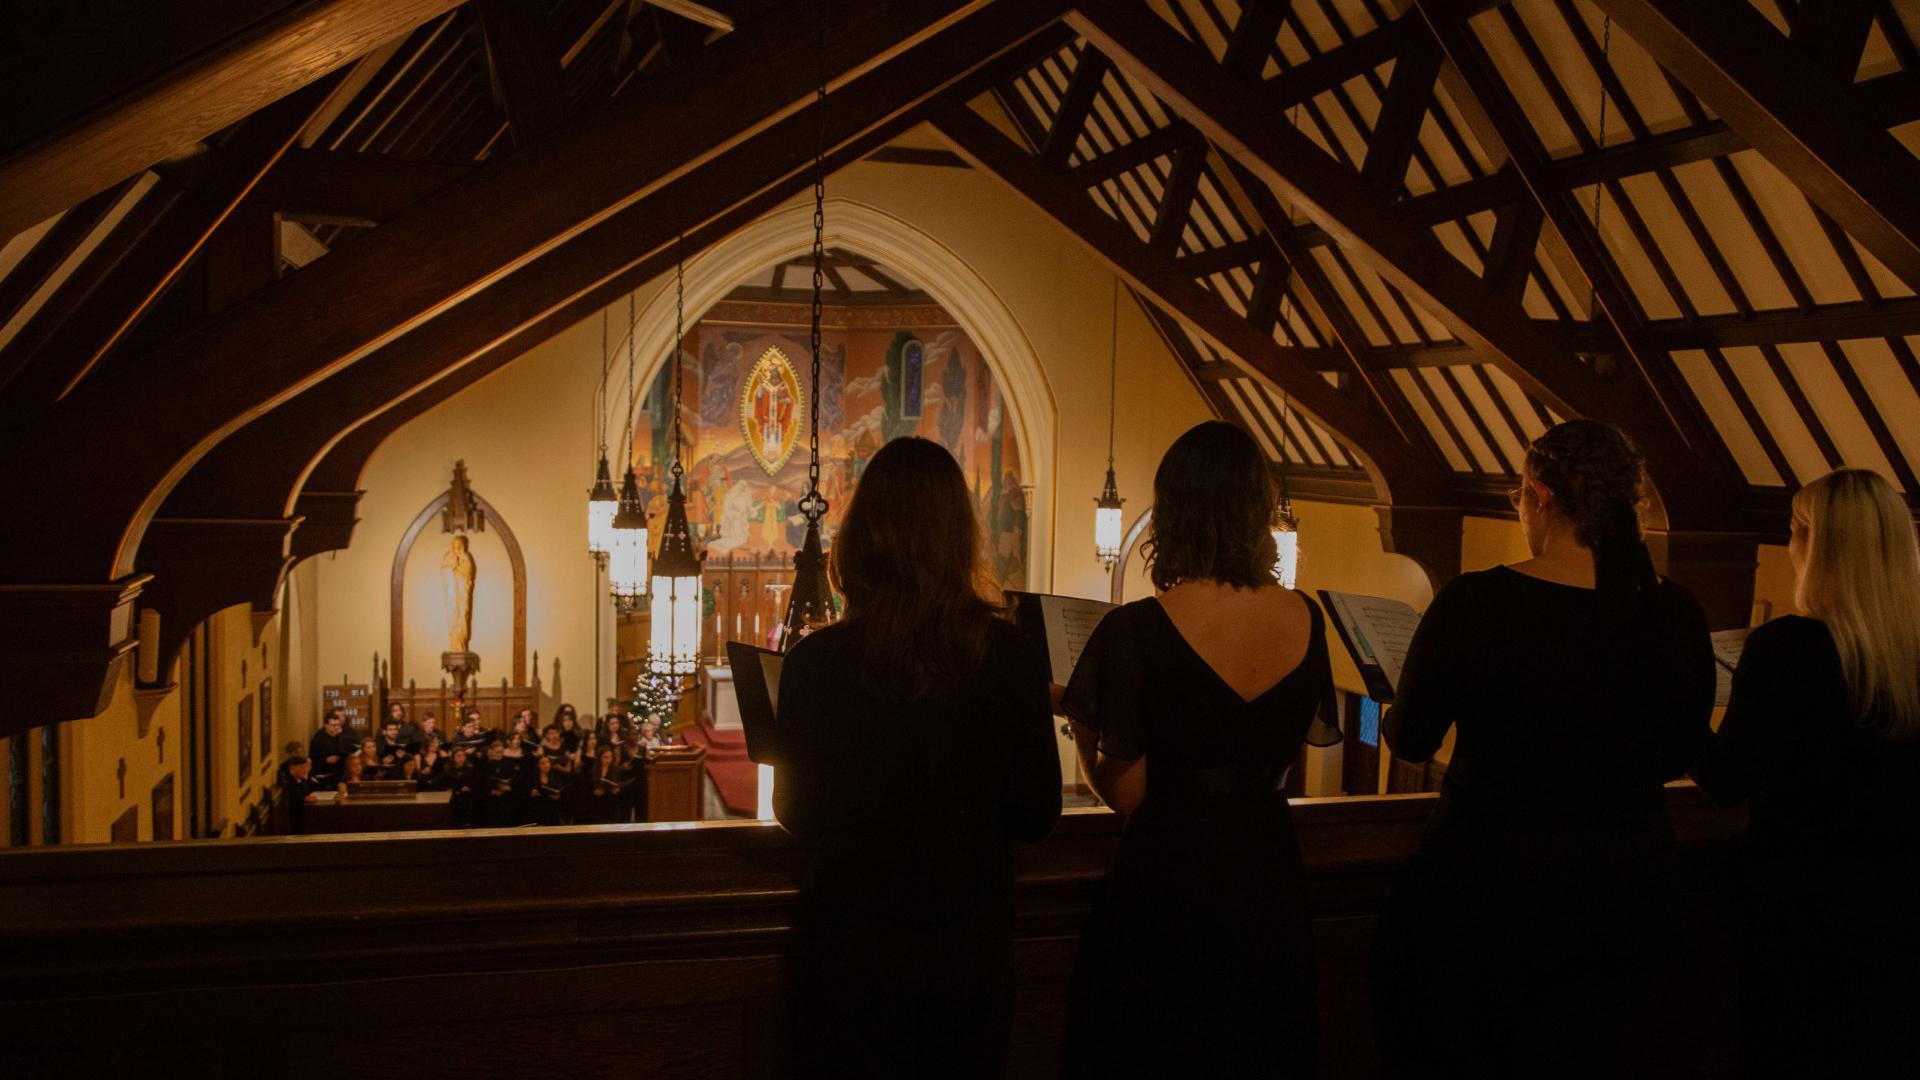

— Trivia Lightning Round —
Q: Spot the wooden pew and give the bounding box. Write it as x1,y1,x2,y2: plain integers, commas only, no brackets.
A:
0,788,1745,1078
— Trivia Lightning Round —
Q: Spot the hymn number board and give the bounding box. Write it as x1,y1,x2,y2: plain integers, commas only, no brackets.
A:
321,684,372,733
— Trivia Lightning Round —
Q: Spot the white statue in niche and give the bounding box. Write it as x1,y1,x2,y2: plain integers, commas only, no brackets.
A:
441,534,476,654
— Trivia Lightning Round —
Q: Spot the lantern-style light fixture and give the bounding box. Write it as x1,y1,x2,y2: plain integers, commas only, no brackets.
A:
1095,277,1125,570
1272,389,1301,589
649,243,703,678
782,28,838,649
587,309,619,559
609,291,649,607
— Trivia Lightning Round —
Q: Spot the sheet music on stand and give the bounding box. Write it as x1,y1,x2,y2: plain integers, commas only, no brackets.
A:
1710,628,1753,709
726,642,783,765
1006,591,1117,685
1317,590,1423,703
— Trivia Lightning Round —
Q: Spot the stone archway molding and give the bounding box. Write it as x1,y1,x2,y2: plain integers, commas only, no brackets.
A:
609,197,1058,591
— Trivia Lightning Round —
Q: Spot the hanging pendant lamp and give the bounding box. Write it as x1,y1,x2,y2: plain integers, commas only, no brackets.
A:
649,242,703,678
609,291,650,606
1095,277,1125,570
587,310,619,558
782,5,837,650
1271,390,1300,589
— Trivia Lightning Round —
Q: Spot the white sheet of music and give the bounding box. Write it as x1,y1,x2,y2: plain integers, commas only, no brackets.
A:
1320,590,1422,695
1710,628,1752,708
1039,594,1116,685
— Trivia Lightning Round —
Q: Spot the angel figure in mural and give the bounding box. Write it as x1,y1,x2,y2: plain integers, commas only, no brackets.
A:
708,480,757,554
442,535,476,654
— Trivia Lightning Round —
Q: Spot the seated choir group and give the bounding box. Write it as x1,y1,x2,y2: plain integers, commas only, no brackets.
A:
768,427,1919,1080
288,702,668,827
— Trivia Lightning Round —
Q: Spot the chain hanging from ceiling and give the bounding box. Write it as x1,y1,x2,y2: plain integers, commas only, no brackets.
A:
782,0,836,649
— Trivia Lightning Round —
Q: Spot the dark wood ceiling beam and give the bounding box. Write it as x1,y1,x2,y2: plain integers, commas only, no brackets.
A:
0,0,1029,585
476,0,573,143
932,99,1451,505
0,0,465,239
157,4,1069,531
261,150,474,226
1042,49,1111,164
1788,0,1878,80
0,77,347,405
1420,3,1733,488
1589,0,1920,296
1068,0,1723,512
1214,154,1440,452
0,179,138,331
1359,35,1442,192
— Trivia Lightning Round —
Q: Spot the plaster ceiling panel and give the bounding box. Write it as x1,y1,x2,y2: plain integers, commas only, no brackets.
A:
1469,8,1581,159
1392,368,1473,471
1195,173,1249,244
1720,346,1830,485
1558,0,1695,135
1848,234,1916,299
1205,272,1250,317
1220,378,1286,460
1577,179,1680,319
1246,381,1328,466
1419,367,1504,472
1453,364,1530,471
1671,349,1785,485
1484,365,1552,441
1613,171,1738,316
1669,160,1795,311
1725,150,1862,306
1776,341,1906,488
1312,246,1393,346
1432,220,1487,278
1836,338,1920,479
1857,16,1903,81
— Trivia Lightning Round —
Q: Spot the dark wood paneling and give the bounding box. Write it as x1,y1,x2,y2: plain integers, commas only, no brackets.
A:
0,790,1745,1078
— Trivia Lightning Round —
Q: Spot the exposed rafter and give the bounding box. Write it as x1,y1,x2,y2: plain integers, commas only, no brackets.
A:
1588,0,1920,295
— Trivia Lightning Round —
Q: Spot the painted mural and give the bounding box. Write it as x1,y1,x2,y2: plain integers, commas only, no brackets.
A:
626,310,1029,591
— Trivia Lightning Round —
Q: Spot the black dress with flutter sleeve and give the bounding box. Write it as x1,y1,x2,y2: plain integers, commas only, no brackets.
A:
1061,590,1339,1079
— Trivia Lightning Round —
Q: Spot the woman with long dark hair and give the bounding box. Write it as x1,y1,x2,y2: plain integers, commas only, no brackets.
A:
773,436,1061,1079
1060,420,1338,1078
1373,419,1715,1078
1696,468,1920,1078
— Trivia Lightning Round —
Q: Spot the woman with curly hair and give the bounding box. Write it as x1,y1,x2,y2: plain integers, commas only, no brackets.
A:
1060,420,1340,1078
1372,418,1716,1078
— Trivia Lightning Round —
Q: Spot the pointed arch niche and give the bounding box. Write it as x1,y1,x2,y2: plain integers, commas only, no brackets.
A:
613,198,1058,590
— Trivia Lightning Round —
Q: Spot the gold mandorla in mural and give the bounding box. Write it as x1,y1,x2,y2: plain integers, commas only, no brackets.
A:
739,345,804,476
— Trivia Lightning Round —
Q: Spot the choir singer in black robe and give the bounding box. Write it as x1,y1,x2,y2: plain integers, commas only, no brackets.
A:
773,436,1061,1079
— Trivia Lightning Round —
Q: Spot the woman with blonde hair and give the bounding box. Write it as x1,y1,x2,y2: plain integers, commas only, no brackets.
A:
1697,467,1920,1079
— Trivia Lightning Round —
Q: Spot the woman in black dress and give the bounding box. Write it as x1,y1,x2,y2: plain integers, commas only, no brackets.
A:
774,436,1061,1079
1373,419,1715,1078
1695,467,1920,1079
1061,420,1338,1079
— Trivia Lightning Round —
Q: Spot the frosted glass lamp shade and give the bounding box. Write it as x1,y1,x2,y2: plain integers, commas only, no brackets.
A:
648,572,702,676
586,454,618,555
1094,465,1124,570
1272,525,1299,589
608,466,649,600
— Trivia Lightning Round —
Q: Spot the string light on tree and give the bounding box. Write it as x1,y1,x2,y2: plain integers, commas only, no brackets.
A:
649,241,704,681
1095,277,1125,570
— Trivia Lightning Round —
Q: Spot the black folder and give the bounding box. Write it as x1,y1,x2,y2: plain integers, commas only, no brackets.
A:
726,642,782,766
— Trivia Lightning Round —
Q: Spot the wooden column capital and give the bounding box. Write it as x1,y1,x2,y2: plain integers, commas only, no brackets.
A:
1373,504,1464,595
1645,529,1763,631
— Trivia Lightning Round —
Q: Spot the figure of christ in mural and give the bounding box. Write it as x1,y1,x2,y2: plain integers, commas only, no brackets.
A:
630,320,1028,590
441,535,476,654
752,374,794,470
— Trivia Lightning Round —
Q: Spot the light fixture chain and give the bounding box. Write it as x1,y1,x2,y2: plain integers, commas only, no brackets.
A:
800,0,827,525
598,309,608,454
1588,14,1612,322
672,238,685,481
624,290,638,465
1107,277,1118,469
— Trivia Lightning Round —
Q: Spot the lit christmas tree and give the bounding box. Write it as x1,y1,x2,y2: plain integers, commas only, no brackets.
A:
629,668,681,741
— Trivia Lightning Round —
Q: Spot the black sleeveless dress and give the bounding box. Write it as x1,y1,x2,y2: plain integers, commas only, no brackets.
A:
1062,592,1339,1078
